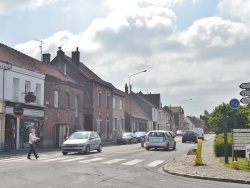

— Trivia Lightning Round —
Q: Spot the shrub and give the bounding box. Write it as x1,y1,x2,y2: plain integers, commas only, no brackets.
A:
213,133,245,158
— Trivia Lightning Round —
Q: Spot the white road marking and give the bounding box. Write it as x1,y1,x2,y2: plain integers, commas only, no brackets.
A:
102,158,125,164
40,157,66,162
147,160,165,167
121,159,144,165
60,157,87,162
78,158,105,163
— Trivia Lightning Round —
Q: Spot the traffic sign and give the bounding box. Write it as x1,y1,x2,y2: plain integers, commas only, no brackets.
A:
240,97,250,104
240,83,250,89
229,98,240,109
240,90,250,96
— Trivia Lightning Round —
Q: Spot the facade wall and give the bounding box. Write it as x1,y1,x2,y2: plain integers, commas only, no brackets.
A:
112,93,125,141
1,66,45,150
43,79,85,148
92,83,113,141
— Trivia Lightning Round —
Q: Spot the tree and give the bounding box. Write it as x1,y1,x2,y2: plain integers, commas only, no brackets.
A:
208,103,250,134
200,110,211,132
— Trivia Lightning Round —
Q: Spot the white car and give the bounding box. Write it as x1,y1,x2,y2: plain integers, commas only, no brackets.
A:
145,130,176,151
61,131,102,155
193,128,205,140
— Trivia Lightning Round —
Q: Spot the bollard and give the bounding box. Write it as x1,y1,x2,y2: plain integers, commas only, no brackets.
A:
232,161,238,169
194,139,204,165
141,136,145,147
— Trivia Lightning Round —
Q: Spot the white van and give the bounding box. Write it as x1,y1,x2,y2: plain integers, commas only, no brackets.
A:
193,128,205,140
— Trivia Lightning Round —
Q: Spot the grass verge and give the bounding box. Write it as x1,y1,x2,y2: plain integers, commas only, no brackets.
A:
220,157,250,172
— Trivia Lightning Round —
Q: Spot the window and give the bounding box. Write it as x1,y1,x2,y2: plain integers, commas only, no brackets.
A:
119,119,123,131
113,118,117,131
63,63,67,75
97,118,101,132
119,99,123,111
75,96,79,117
36,83,41,105
25,81,31,92
113,97,116,109
66,93,70,109
54,91,59,108
13,78,19,101
106,96,109,109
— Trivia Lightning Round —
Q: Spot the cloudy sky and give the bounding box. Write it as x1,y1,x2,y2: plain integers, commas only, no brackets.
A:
1,0,250,117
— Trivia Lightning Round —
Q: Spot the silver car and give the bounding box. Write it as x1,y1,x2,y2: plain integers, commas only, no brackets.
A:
61,131,102,155
145,130,176,151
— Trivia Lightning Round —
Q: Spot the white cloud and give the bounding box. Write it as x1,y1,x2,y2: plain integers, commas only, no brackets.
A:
218,0,250,24
12,1,250,116
179,17,248,48
0,0,57,14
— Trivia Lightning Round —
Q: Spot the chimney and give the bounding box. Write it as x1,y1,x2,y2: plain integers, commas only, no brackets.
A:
125,84,128,94
57,47,65,60
42,53,51,63
72,47,80,67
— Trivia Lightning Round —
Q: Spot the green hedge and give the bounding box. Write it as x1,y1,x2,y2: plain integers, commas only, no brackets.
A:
213,133,245,158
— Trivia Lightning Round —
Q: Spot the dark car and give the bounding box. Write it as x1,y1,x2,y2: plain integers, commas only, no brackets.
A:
182,130,198,143
135,131,147,142
117,132,137,144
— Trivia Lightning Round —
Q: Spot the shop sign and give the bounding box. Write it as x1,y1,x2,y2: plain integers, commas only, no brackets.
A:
13,104,24,118
25,92,36,103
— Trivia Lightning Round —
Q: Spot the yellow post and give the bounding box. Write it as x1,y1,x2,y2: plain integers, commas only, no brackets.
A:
194,139,204,165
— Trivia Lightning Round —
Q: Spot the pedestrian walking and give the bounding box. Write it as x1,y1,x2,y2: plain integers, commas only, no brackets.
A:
27,128,40,159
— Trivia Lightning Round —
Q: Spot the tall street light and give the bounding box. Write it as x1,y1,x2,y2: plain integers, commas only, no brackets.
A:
129,70,147,132
179,98,192,131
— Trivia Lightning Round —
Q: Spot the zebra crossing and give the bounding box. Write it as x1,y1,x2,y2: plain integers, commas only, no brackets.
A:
0,156,165,167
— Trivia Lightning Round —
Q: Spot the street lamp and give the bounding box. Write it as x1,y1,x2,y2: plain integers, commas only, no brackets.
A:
129,70,147,132
179,98,192,131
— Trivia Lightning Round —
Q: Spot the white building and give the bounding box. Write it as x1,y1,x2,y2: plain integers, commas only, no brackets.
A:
0,61,45,151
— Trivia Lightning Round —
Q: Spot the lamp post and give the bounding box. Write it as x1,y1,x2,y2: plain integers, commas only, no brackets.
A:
129,70,147,132
179,98,192,131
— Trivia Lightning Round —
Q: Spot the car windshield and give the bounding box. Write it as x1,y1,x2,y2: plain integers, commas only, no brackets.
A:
148,132,165,137
123,133,132,137
135,132,145,136
68,132,89,140
184,131,195,135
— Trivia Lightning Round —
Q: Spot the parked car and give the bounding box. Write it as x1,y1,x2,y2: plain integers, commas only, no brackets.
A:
176,130,184,136
145,130,176,151
193,128,205,140
61,131,102,155
135,131,147,142
117,132,137,144
182,130,198,143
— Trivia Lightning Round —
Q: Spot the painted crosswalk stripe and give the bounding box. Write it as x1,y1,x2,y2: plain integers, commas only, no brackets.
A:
147,160,165,167
40,157,66,162
78,158,105,163
60,157,87,162
121,159,144,165
102,158,125,164
1,158,26,162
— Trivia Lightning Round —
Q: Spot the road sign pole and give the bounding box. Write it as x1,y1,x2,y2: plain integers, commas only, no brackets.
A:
223,104,228,164
233,109,238,161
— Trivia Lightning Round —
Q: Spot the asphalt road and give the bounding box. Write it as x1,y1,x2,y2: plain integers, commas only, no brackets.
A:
0,134,249,188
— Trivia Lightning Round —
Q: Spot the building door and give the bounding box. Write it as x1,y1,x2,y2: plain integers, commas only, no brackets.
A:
55,125,69,147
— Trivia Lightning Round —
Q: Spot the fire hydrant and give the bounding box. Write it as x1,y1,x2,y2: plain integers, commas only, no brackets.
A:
194,139,204,165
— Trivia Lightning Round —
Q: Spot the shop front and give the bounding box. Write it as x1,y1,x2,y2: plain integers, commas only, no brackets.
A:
4,101,44,150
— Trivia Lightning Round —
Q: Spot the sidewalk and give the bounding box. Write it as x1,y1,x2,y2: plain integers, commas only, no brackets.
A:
163,145,250,184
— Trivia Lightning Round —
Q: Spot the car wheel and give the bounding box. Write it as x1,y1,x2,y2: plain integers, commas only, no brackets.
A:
146,147,150,150
135,139,137,144
165,143,169,151
97,144,102,153
85,145,90,154
172,142,176,150
62,152,68,155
